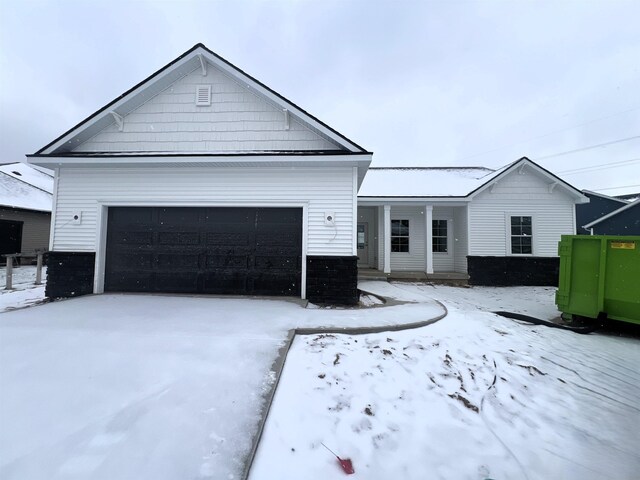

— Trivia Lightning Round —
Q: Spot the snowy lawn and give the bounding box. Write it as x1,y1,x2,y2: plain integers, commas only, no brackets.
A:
250,283,640,480
0,285,443,480
0,266,47,313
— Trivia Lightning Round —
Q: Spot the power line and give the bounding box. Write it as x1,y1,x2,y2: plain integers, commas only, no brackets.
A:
557,157,640,175
454,105,640,163
592,184,640,192
532,135,640,161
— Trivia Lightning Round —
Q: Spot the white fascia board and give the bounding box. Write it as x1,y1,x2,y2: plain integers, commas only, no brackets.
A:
27,153,372,168
357,197,470,207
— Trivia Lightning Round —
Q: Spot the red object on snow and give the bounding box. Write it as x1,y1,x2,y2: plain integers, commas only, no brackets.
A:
337,457,355,474
321,443,355,475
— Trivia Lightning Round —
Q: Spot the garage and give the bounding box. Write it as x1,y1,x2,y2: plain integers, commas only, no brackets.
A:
104,207,302,296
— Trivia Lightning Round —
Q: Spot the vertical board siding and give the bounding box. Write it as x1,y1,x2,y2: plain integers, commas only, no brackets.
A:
74,66,340,153
469,169,576,256
0,208,51,253
453,206,469,273
52,166,354,256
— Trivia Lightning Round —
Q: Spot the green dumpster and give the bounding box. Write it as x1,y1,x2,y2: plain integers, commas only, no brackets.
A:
556,235,640,325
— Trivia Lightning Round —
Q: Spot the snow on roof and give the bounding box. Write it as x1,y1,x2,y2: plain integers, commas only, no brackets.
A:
0,163,53,212
358,167,497,197
0,163,54,193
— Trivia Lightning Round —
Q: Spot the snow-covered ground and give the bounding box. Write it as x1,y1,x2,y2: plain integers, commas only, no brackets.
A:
2,282,637,480
0,284,443,480
251,283,640,480
0,266,47,312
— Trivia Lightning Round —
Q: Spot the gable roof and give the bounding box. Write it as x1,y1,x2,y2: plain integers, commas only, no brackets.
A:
582,189,629,205
358,157,588,202
33,43,368,156
466,157,587,201
583,199,640,229
358,167,494,197
0,163,53,212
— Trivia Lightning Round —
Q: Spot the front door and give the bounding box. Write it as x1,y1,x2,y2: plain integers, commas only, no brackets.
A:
357,222,369,266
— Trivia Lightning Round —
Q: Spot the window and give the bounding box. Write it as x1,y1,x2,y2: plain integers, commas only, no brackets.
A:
391,220,409,252
432,219,448,253
510,216,532,254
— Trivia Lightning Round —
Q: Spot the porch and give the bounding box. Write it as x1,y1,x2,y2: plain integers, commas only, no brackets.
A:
356,203,470,276
357,268,469,285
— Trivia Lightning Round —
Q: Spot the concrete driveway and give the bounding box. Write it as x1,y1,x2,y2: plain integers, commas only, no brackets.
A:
0,287,443,480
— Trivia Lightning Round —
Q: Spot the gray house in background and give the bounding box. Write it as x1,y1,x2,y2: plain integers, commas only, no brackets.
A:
583,199,640,236
575,190,628,235
0,163,53,260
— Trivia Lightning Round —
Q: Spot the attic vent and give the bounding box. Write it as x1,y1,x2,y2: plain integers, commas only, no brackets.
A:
195,85,211,106
12,171,22,176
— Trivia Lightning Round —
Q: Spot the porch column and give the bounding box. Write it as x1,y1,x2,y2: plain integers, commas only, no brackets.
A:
425,205,433,274
383,204,391,273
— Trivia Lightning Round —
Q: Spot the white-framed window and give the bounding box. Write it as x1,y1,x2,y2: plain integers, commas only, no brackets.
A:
391,219,409,253
510,215,533,254
432,219,448,253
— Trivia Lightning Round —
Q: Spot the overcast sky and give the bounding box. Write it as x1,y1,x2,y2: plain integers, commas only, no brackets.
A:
1,0,639,195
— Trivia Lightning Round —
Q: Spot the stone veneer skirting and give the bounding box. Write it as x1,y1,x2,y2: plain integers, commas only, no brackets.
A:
46,251,96,298
467,256,559,287
306,255,358,305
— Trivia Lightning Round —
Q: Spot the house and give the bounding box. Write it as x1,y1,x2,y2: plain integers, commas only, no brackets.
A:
583,199,640,235
576,190,628,234
356,158,589,286
0,162,53,261
27,43,588,303
27,44,372,305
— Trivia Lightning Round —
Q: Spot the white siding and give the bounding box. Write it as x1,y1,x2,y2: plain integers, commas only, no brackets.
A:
52,166,354,256
468,168,576,257
74,66,340,153
453,205,468,273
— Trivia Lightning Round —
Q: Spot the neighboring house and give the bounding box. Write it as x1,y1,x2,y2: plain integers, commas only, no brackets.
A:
583,199,640,235
356,158,589,286
0,163,53,260
576,190,628,234
27,44,372,304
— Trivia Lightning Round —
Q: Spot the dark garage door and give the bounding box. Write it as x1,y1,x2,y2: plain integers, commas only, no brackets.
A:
105,207,302,296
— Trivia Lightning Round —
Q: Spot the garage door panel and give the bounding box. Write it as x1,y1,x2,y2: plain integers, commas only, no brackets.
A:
254,255,298,270
206,254,249,269
113,231,154,245
106,272,155,292
158,208,200,226
111,252,154,269
105,206,301,296
202,271,248,293
155,272,200,292
205,232,251,246
158,232,200,245
157,253,200,269
252,274,299,296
